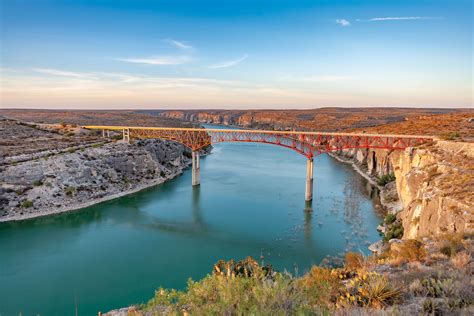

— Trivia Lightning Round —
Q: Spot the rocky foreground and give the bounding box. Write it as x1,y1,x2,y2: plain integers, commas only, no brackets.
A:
1,134,202,222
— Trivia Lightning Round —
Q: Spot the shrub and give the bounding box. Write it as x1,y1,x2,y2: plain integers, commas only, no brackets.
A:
377,173,396,186
338,272,401,309
391,240,426,263
384,213,397,225
422,276,456,298
67,148,76,153
451,251,471,269
65,132,75,137
299,266,343,307
423,298,441,314
144,257,321,314
32,180,43,186
64,186,76,196
383,221,404,241
21,200,33,208
438,233,467,258
345,252,364,271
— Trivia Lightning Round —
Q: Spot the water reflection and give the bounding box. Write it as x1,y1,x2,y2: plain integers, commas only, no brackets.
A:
192,186,203,226
303,201,313,245
0,143,384,316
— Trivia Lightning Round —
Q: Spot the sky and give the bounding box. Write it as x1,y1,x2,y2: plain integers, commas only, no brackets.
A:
0,0,472,109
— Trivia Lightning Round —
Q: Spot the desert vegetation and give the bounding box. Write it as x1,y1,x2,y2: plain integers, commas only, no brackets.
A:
112,236,472,315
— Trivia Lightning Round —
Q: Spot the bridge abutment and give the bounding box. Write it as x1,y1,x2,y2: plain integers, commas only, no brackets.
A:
305,158,314,201
192,151,200,186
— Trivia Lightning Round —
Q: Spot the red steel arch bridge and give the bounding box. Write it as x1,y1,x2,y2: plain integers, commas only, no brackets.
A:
83,126,433,201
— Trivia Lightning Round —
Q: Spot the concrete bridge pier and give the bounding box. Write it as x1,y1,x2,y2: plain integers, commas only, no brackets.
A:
305,158,314,201
192,151,200,186
122,128,130,143
102,129,111,138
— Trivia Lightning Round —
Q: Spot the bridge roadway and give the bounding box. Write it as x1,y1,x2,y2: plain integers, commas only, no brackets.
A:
83,125,434,202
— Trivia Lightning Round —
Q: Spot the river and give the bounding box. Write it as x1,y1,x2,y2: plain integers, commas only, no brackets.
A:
0,128,384,315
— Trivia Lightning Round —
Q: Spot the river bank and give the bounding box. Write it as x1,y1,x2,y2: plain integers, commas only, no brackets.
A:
0,138,210,222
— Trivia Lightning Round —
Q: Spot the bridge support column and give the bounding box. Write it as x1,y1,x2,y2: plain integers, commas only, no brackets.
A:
192,151,200,186
305,158,314,201
123,128,130,143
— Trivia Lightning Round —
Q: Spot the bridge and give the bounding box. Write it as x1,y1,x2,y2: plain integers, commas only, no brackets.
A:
83,126,433,202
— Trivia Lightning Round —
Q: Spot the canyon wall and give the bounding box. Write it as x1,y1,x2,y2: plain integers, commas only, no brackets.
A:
335,141,473,239
0,139,199,222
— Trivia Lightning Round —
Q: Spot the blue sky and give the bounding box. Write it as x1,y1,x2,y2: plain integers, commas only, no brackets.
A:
1,0,472,109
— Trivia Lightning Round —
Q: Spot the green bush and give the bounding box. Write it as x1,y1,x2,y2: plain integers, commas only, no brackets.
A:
21,200,33,208
384,213,397,225
377,173,396,186
142,257,331,314
64,186,76,196
383,221,404,241
32,180,43,186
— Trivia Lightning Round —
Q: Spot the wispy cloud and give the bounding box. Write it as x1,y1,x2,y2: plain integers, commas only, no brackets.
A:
357,16,441,22
164,39,193,50
32,68,97,79
336,19,351,27
209,54,248,69
279,74,357,82
116,55,192,65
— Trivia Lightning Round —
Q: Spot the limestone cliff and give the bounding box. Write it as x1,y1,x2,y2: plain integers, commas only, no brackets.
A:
334,141,473,240
0,139,200,221
391,141,473,239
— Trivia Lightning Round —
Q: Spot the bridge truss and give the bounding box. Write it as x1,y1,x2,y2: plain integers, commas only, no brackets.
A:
83,125,434,201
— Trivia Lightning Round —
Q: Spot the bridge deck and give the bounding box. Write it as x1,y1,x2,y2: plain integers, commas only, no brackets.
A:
82,125,434,139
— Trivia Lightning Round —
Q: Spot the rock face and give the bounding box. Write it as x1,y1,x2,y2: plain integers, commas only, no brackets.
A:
333,141,474,240
391,142,473,239
0,139,199,221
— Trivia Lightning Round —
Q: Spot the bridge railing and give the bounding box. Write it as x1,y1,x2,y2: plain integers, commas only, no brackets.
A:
82,125,434,157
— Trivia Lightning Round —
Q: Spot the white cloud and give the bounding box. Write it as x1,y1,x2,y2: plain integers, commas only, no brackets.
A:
279,75,357,82
116,55,192,65
357,16,441,22
208,54,248,69
164,39,193,50
336,19,351,27
32,68,97,79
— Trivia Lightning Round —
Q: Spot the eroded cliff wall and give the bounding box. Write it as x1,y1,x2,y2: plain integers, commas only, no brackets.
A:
334,141,473,239
0,139,196,221
391,141,473,239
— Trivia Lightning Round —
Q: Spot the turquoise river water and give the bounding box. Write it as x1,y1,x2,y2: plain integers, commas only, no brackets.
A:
0,128,384,315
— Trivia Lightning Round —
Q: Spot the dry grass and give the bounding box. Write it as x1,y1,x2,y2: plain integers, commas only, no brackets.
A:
387,240,427,266
451,251,471,269
345,252,376,272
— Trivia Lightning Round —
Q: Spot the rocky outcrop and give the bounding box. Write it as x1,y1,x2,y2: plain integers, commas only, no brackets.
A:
333,141,474,240
0,139,205,222
391,141,473,239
